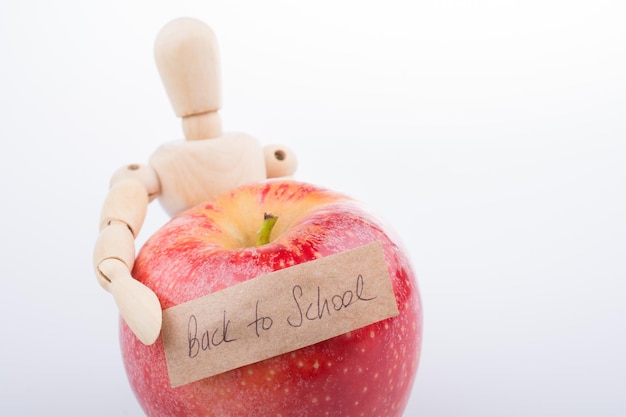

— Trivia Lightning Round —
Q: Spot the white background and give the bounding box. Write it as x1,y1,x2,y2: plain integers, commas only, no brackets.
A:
1,1,624,416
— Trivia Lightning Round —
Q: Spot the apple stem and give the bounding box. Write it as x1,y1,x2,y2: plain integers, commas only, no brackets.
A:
256,213,278,246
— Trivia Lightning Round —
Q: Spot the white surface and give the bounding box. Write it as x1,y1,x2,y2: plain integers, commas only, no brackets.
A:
1,1,625,416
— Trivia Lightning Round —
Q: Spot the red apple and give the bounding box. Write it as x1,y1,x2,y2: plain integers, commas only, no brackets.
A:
121,180,422,417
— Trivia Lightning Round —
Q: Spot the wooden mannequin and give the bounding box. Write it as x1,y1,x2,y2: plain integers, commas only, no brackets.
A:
93,17,297,345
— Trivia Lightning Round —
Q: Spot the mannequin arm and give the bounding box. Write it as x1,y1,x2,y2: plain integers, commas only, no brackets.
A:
93,164,162,345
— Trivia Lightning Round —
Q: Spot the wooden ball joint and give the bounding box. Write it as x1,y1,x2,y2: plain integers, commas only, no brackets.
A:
93,17,297,345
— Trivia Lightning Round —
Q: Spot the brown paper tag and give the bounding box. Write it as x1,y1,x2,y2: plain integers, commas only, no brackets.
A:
161,241,399,388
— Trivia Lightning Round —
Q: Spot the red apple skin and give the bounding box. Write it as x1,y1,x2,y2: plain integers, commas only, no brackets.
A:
121,180,422,417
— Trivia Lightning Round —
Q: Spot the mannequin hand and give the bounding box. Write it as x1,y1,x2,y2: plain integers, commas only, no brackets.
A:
98,258,162,345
